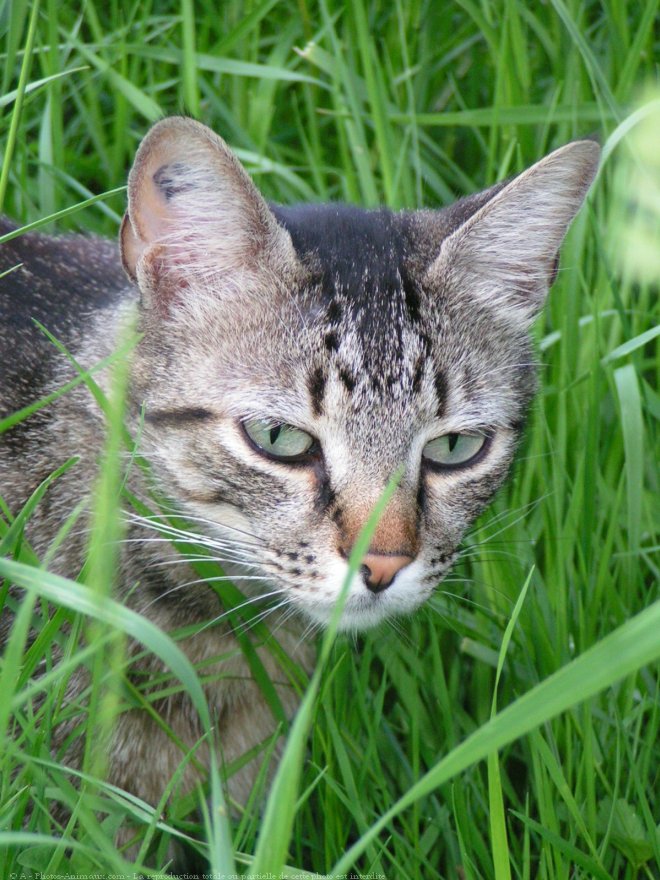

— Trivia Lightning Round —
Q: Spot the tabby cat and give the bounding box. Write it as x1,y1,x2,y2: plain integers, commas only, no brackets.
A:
0,117,599,814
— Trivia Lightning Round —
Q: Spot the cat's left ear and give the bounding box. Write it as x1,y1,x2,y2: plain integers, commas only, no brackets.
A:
426,140,600,325
120,116,298,310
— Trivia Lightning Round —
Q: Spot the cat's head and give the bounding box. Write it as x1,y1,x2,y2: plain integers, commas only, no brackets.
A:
120,117,599,631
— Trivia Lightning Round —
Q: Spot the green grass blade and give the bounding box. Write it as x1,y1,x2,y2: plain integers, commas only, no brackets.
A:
180,0,199,117
601,326,660,365
0,590,37,745
0,0,40,212
71,40,163,123
130,45,325,86
0,332,134,434
613,0,659,101
390,103,614,127
548,0,620,121
352,0,396,205
0,187,126,245
614,364,644,565
250,469,403,874
488,569,532,880
0,458,78,557
0,66,89,110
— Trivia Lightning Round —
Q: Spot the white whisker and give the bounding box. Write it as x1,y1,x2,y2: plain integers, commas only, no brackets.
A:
191,591,290,637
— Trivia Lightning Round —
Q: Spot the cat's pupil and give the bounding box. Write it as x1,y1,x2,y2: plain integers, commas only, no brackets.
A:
448,433,459,452
269,424,282,445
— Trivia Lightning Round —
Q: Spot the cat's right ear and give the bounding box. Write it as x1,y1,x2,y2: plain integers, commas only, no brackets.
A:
120,116,297,310
425,140,600,326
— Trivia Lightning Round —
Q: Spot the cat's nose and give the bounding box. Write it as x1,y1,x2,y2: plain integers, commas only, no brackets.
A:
361,552,414,593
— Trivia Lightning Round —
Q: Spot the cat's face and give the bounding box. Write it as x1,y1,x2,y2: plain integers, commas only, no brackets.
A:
121,118,599,631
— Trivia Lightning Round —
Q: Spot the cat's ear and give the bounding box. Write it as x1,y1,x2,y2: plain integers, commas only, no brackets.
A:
426,140,600,325
120,116,296,308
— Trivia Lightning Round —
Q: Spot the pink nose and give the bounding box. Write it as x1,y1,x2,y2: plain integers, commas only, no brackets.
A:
361,553,413,593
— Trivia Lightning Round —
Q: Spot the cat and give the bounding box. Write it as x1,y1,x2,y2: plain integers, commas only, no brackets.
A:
0,116,599,824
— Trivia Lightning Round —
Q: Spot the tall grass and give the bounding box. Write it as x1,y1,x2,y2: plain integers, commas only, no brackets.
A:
1,1,658,878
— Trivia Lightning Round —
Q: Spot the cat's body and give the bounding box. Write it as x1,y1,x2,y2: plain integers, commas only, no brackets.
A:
0,218,308,807
0,118,599,817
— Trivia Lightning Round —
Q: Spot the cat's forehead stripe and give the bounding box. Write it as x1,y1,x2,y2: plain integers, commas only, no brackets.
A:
324,330,340,352
308,366,326,416
402,270,423,324
338,366,356,393
327,299,342,322
434,371,448,418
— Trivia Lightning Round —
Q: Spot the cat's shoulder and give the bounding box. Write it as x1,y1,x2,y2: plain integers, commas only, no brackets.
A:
0,217,129,327
0,218,133,413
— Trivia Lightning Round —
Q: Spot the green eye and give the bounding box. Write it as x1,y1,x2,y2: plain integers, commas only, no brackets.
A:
423,432,488,468
242,418,317,462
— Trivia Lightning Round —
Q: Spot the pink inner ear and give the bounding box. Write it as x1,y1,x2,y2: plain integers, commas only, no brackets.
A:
132,172,173,247
122,164,181,280
119,214,144,280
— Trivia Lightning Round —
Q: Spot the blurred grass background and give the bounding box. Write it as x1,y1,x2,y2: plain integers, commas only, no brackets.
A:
0,1,658,877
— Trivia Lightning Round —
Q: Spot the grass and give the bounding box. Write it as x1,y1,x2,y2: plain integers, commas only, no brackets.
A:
1,0,658,877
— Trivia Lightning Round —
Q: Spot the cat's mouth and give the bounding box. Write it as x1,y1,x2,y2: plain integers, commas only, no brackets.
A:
295,559,431,631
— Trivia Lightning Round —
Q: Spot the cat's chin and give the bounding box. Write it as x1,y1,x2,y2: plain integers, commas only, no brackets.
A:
302,594,423,633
